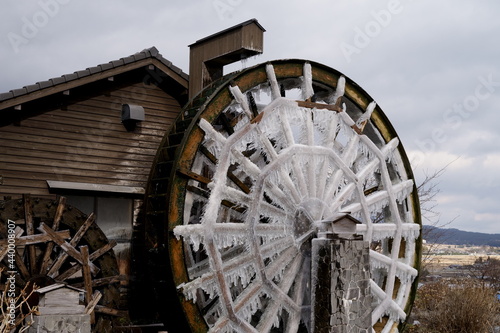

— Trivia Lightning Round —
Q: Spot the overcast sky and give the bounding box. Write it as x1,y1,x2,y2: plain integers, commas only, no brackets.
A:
1,0,499,234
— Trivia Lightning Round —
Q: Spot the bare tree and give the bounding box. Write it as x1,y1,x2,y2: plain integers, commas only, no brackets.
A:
416,161,459,274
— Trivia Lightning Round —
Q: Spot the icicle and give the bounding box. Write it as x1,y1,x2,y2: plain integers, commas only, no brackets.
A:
380,138,399,161
266,63,281,100
356,101,376,127
173,224,206,251
302,62,314,100
199,118,227,156
229,85,253,119
326,76,346,104
338,103,356,127
393,180,414,203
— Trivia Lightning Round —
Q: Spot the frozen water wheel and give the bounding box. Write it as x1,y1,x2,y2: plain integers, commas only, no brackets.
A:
146,60,421,333
0,195,121,332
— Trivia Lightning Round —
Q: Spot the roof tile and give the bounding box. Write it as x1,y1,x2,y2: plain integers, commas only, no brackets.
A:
11,88,28,97
87,66,101,74
0,46,189,104
121,56,135,65
0,92,14,100
62,73,78,81
149,47,159,57
37,80,54,89
99,63,113,71
50,77,66,85
74,69,90,78
110,59,124,67
24,83,41,93
133,52,146,61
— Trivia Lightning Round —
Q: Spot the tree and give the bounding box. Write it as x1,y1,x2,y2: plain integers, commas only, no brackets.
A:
409,278,500,333
416,163,458,275
469,257,500,290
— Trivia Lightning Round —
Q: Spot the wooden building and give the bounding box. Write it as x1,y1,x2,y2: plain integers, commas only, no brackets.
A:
0,19,265,331
0,46,188,326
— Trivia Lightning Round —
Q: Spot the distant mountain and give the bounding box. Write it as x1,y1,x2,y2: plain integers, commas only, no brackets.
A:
423,225,500,247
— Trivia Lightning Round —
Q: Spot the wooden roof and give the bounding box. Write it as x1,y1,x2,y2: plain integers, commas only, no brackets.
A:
0,47,188,110
189,18,265,46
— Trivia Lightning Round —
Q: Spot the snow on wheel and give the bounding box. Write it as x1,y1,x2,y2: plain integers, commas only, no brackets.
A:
146,60,422,333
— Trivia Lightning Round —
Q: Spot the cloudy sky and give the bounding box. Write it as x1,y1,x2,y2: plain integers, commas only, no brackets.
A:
1,0,499,234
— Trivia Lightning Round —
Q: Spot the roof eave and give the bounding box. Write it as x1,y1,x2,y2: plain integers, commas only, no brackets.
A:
0,48,189,111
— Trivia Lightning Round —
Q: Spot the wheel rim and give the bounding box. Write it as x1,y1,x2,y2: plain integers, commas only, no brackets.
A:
146,60,422,333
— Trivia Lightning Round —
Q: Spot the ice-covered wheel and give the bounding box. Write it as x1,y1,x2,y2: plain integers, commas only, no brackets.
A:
145,60,421,333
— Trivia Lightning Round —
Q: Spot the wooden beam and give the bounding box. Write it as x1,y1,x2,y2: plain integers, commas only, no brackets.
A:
177,168,211,185
0,230,70,246
80,246,93,305
14,251,30,281
296,100,343,112
85,290,102,315
199,145,251,194
72,274,125,289
40,196,66,274
94,305,128,317
39,223,99,276
54,240,117,281
23,194,37,275
46,180,145,195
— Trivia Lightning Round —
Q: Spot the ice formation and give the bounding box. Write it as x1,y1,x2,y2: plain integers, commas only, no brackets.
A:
174,63,420,332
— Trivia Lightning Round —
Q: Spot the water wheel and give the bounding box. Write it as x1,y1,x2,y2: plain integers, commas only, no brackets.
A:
0,194,121,332
145,60,422,332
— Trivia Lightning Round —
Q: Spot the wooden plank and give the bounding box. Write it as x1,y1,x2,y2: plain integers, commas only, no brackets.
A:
46,181,144,195
0,170,145,188
54,240,117,281
40,196,66,274
80,245,93,305
177,168,211,185
88,240,117,261
0,132,158,157
296,100,343,112
2,154,151,175
69,213,95,247
72,274,124,288
46,214,98,277
2,160,149,181
198,145,251,194
85,290,102,315
33,114,167,137
39,223,99,277
94,305,127,317
23,194,37,275
2,147,154,169
0,229,70,246
68,101,179,121
18,117,163,143
37,109,173,132
0,126,161,150
14,251,30,281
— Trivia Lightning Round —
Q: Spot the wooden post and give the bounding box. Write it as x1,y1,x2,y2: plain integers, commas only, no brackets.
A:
80,245,95,324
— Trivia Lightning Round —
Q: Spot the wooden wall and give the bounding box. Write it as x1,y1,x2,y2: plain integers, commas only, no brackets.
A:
0,75,183,199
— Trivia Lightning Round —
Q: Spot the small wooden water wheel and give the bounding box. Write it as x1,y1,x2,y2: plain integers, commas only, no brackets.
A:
0,194,122,332
145,60,422,332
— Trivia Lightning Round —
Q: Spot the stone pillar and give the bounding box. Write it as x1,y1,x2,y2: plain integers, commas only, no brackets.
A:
311,234,372,333
311,237,334,333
